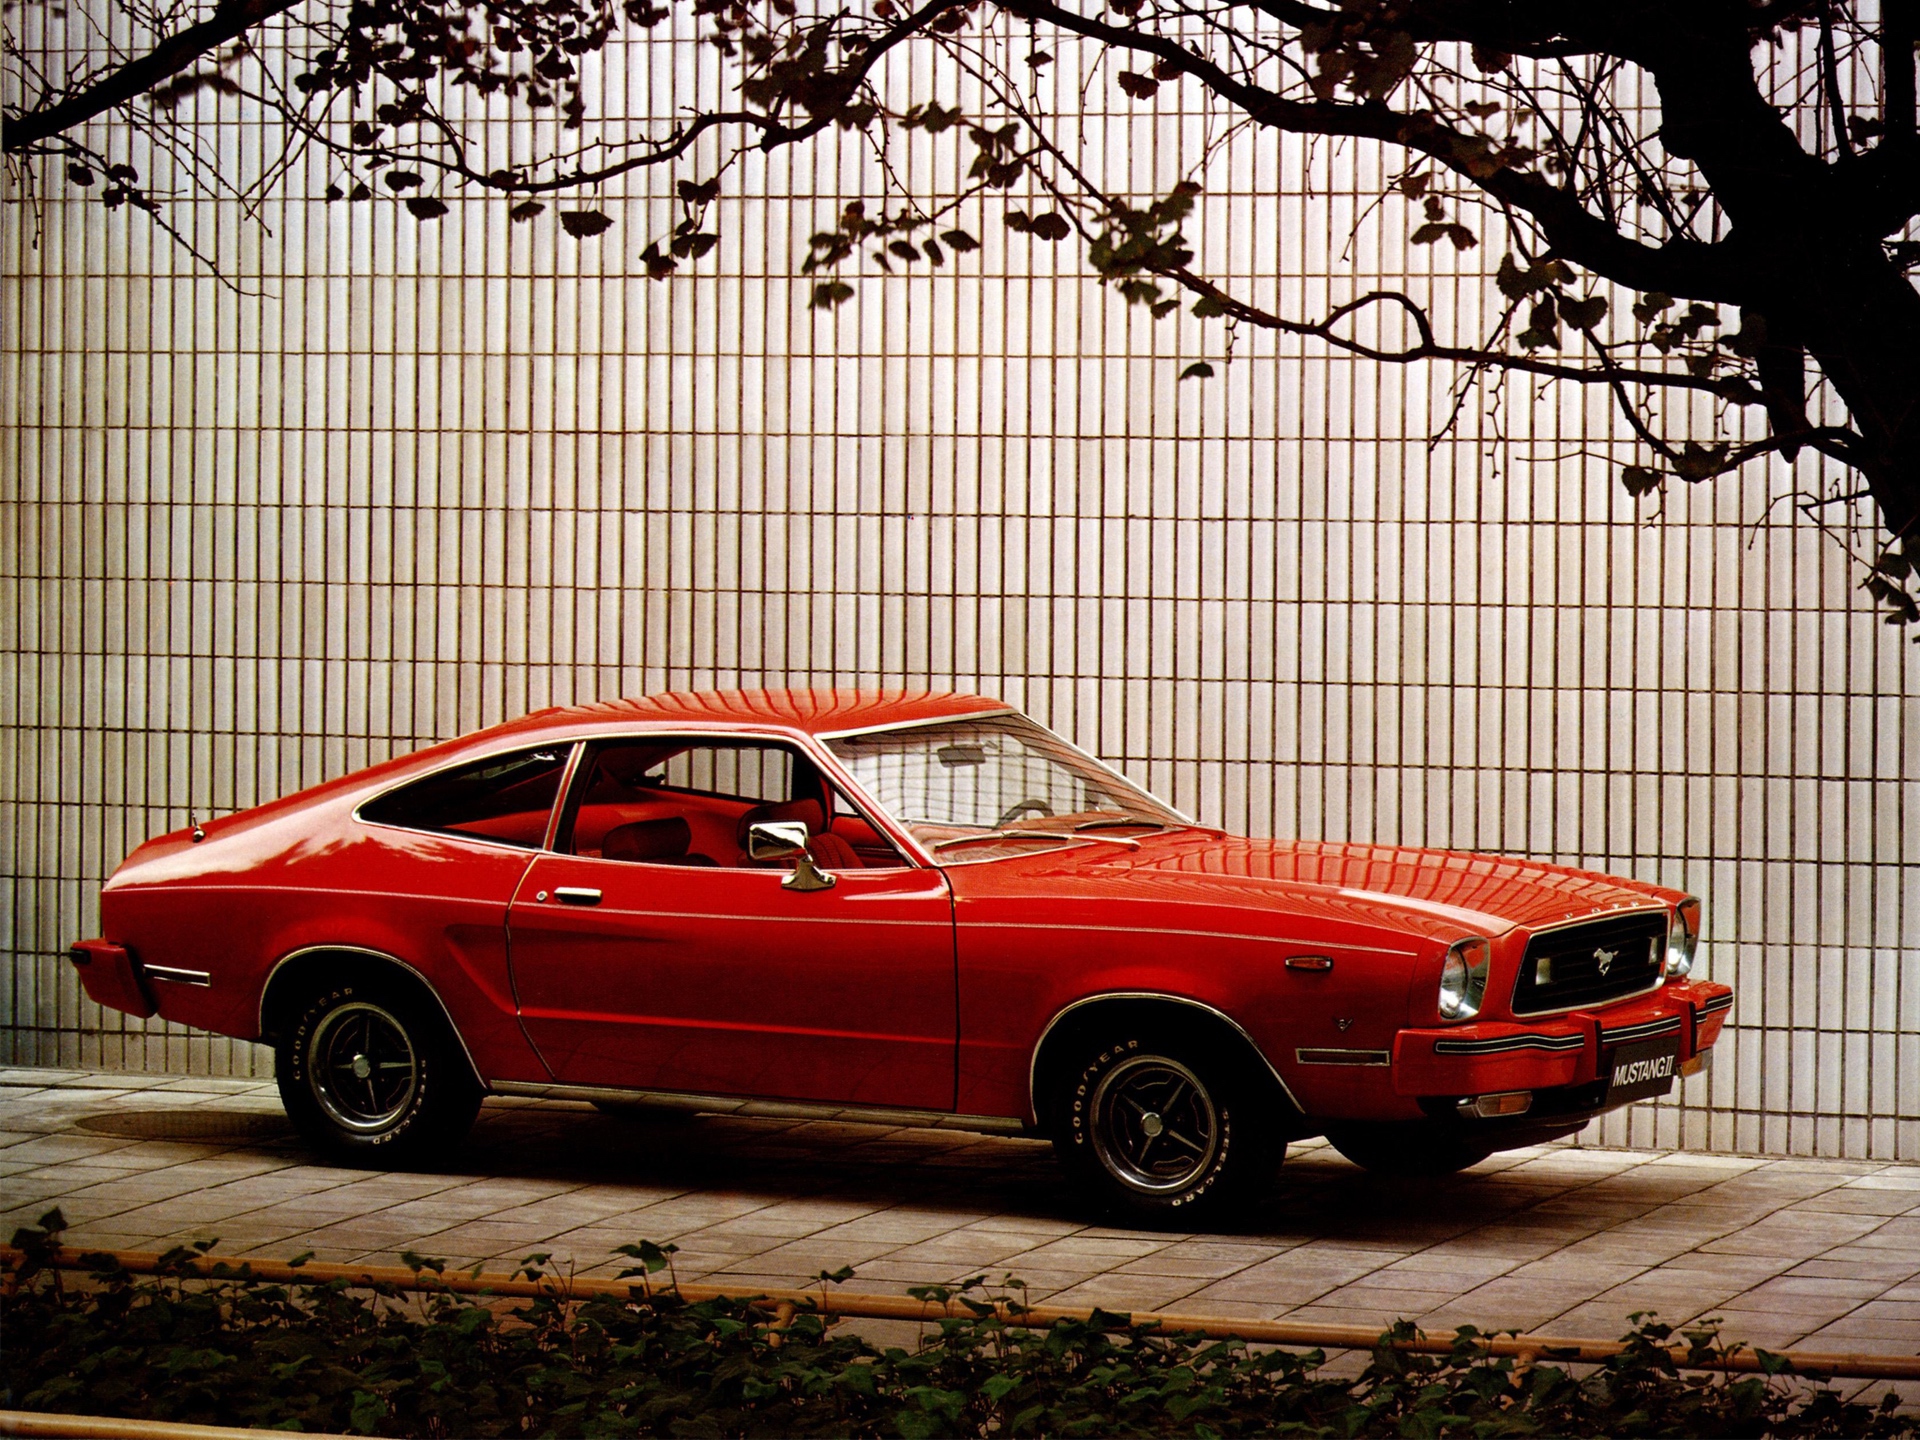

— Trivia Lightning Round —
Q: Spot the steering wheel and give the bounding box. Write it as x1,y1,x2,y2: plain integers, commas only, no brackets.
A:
994,798,1055,827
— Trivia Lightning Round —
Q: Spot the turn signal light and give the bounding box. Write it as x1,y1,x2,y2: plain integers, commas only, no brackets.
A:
1459,1091,1533,1118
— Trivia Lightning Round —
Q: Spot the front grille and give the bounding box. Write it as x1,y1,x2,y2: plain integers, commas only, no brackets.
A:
1512,912,1667,1016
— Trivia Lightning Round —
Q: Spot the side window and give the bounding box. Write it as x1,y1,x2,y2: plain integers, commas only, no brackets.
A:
360,745,572,848
560,738,904,870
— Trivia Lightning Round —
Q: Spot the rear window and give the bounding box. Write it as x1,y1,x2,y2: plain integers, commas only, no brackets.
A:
360,745,571,848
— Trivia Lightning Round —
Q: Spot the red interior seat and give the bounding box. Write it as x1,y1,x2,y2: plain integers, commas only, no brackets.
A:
601,815,716,866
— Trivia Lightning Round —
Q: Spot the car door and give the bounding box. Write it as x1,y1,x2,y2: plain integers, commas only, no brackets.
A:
505,735,958,1110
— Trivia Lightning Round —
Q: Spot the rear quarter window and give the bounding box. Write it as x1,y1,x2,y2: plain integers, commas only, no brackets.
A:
360,745,571,848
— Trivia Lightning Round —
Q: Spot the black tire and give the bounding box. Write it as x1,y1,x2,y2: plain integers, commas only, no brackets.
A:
1326,1120,1495,1176
276,979,481,1166
1050,1033,1280,1226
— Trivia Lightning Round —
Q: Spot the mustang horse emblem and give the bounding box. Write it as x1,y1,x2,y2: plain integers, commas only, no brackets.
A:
1594,946,1618,975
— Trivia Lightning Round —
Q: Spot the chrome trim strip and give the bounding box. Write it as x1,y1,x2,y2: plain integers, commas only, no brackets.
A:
970,921,1416,956
542,741,587,852
143,964,212,987
1433,1033,1586,1056
1694,993,1734,1015
1026,990,1304,1126
258,944,487,1087
1600,1016,1685,1044
814,708,1017,741
489,1080,1030,1136
1295,1047,1390,1066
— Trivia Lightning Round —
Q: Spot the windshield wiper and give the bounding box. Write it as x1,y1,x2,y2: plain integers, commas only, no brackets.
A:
931,829,1142,853
1074,815,1169,832
930,831,1071,851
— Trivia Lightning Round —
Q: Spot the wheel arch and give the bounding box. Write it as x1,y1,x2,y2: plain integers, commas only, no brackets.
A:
259,945,485,1088
1027,991,1305,1131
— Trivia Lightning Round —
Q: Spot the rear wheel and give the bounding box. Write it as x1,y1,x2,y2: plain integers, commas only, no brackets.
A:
1050,1033,1279,1226
276,979,480,1165
1326,1120,1495,1176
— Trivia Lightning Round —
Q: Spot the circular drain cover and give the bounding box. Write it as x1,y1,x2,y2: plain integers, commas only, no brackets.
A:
76,1109,293,1141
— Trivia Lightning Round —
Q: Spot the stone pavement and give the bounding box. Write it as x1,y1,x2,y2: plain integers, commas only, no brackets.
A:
6,1065,1920,1391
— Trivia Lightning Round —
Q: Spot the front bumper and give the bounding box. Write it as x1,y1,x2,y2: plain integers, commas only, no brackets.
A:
1392,978,1733,1102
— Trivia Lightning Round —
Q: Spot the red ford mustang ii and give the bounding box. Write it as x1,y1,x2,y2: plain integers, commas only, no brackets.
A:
72,689,1732,1222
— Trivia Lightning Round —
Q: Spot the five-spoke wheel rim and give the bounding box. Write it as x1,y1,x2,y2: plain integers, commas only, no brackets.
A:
308,1001,419,1133
1088,1055,1220,1194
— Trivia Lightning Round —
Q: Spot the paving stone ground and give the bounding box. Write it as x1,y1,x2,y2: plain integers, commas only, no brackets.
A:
6,1065,1920,1405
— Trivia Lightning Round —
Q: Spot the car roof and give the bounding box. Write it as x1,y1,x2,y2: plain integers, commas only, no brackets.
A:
486,688,1011,740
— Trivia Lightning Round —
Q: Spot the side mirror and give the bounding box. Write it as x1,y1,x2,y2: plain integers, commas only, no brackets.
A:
745,821,837,891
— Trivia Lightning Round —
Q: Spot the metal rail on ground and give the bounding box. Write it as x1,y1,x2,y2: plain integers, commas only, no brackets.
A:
8,1244,1920,1382
0,1411,353,1438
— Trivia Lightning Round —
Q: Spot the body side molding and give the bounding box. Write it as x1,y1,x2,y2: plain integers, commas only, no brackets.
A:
489,1080,1031,1136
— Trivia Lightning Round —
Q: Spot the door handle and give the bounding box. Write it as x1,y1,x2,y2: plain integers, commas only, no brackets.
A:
554,887,603,906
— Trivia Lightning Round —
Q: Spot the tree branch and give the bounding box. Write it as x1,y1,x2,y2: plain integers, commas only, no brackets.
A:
1158,268,1756,401
987,0,1743,303
2,0,303,154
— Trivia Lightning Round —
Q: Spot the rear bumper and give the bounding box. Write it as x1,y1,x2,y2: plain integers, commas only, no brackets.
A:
68,939,156,1019
1391,979,1733,1102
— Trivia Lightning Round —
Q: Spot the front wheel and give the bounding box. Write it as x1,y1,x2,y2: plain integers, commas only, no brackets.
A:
1050,1034,1279,1226
1326,1120,1495,1176
277,980,480,1165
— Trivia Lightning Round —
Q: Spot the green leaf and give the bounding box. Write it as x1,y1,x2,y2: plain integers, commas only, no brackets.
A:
981,1372,1021,1403
348,1390,386,1435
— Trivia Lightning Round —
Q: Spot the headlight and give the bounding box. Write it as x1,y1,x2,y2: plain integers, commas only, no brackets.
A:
1439,938,1491,1020
1665,897,1701,978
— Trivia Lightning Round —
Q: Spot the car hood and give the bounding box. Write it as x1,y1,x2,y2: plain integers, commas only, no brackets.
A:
1000,832,1671,940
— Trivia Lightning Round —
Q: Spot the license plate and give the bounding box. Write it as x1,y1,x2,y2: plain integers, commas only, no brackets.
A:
1607,1036,1680,1103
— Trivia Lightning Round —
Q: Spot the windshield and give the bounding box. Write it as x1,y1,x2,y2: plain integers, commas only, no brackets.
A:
824,714,1184,856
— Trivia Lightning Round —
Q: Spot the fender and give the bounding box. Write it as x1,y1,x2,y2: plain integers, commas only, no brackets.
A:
260,943,486,1088
1027,989,1305,1125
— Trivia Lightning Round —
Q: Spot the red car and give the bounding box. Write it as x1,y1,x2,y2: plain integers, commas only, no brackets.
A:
71,690,1732,1222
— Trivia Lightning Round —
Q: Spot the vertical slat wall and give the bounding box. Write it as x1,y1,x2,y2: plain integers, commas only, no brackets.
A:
3,20,1917,1158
